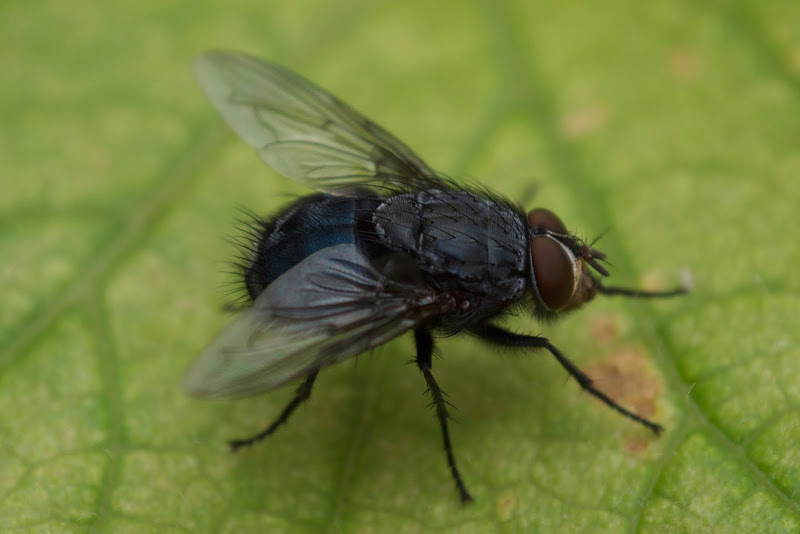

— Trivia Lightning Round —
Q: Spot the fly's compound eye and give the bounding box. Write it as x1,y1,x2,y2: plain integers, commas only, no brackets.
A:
530,236,577,311
528,208,568,235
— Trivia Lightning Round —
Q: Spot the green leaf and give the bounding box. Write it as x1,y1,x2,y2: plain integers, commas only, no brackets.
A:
2,0,799,532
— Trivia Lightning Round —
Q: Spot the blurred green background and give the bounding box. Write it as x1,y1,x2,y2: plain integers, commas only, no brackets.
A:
2,0,799,532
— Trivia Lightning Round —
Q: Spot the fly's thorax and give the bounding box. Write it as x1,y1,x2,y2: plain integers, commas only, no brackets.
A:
372,189,528,300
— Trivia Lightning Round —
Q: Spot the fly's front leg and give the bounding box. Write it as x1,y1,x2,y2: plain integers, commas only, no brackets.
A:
229,370,319,452
471,324,663,435
597,282,687,299
414,329,473,503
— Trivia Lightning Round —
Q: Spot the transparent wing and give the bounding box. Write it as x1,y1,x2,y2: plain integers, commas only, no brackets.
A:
183,244,450,398
193,50,444,194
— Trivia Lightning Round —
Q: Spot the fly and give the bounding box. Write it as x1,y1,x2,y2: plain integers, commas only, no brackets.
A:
184,50,687,503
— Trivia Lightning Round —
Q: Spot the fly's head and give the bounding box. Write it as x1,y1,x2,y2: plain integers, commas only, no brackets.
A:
526,208,609,318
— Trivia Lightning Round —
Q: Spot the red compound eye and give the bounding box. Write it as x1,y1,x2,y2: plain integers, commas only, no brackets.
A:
527,208,568,235
530,236,575,311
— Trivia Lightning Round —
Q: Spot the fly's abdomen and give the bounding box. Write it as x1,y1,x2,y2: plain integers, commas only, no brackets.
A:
373,189,528,298
242,194,381,300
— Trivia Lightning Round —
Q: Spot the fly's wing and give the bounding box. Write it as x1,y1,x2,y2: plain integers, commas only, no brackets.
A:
183,244,450,398
193,50,445,194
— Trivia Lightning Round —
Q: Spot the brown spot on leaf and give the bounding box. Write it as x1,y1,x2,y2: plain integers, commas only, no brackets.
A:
624,437,649,453
583,346,661,422
590,315,619,344
667,49,696,81
561,106,608,139
495,490,515,521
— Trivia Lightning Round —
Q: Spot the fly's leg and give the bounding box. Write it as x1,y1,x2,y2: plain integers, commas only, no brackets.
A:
229,370,319,452
471,324,663,435
414,329,473,503
597,283,687,299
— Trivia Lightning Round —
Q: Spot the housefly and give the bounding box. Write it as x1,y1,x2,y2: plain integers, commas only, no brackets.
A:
184,50,686,503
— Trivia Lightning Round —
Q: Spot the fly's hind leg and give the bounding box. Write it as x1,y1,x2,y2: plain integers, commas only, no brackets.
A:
414,329,473,503
229,370,319,452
